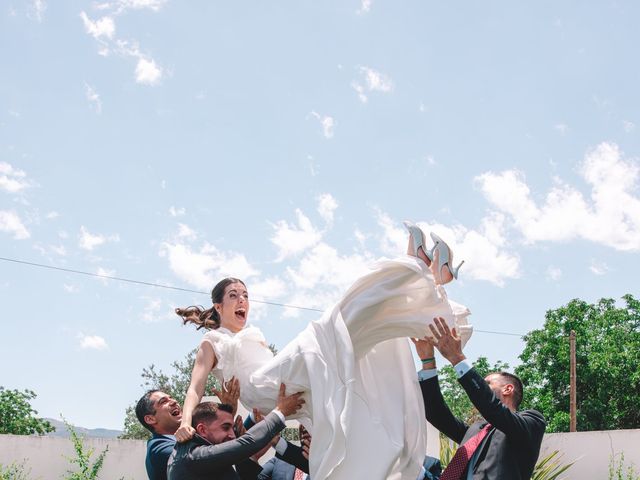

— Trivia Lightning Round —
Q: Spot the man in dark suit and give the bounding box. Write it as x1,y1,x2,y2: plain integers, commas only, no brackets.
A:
167,384,304,480
136,390,183,480
136,381,241,480
414,317,546,480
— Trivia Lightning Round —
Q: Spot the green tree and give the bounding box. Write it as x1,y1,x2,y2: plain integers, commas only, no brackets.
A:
0,387,54,435
516,294,640,432
120,349,220,439
438,356,510,425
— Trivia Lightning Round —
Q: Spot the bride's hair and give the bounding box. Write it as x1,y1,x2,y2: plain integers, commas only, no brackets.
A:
176,277,246,330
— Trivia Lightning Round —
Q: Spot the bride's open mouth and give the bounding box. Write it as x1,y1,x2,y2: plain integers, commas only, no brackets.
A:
235,309,246,320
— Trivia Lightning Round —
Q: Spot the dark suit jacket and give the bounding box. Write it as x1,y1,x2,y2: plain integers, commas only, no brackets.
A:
167,411,285,480
421,368,546,480
145,433,175,480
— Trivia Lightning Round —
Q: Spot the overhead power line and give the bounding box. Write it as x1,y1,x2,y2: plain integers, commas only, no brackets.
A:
0,256,525,337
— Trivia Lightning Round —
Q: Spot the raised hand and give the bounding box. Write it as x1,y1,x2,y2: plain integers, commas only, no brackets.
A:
410,336,436,360
300,424,312,460
213,377,240,415
275,383,305,418
428,317,466,365
233,415,246,438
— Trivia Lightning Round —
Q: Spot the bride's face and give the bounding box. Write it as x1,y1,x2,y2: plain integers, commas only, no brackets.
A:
216,282,250,333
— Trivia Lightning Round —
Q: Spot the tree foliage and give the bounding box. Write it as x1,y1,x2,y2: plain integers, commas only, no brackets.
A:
0,387,54,436
120,349,220,439
516,294,640,432
63,418,108,480
438,356,510,425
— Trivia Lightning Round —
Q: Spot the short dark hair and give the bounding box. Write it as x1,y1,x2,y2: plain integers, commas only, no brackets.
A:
495,372,524,408
191,402,234,428
136,389,161,433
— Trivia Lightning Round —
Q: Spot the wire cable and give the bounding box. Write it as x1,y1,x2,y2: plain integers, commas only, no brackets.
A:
0,255,525,336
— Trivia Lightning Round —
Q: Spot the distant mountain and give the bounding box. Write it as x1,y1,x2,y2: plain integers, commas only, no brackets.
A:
43,418,123,439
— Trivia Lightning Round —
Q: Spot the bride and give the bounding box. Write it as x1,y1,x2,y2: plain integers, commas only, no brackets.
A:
174,222,472,480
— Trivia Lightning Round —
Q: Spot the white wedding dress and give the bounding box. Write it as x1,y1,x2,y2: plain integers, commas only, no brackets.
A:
201,256,472,480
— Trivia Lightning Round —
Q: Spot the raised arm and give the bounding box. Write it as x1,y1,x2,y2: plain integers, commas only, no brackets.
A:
413,336,468,444
428,317,546,445
175,341,216,443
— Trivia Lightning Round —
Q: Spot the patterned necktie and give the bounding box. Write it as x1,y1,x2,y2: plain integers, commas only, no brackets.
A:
441,424,493,480
293,468,305,480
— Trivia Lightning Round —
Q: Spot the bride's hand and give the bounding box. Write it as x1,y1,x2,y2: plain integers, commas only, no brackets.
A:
175,423,196,443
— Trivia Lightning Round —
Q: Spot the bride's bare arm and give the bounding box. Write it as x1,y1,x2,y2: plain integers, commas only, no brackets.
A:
175,342,216,442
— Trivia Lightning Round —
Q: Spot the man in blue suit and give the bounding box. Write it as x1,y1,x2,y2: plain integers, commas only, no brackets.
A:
136,390,183,480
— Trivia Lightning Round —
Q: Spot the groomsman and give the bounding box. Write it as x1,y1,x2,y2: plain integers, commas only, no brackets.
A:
167,384,305,480
414,317,546,480
136,390,182,480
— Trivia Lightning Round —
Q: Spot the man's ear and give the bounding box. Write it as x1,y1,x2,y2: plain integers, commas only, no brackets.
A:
503,383,514,397
144,414,157,427
195,422,207,436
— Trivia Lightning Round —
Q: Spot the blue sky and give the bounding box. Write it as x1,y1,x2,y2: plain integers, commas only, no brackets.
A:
1,1,639,430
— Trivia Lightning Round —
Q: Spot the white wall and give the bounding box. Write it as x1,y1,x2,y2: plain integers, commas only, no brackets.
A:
540,429,640,480
0,434,147,480
1,429,639,479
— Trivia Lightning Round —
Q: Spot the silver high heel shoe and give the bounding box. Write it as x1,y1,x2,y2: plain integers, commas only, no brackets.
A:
403,221,434,263
429,232,464,281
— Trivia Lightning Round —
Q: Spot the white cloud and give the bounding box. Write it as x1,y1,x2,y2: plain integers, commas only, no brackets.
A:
96,267,115,277
317,193,338,225
169,206,186,217
351,81,368,103
34,243,67,257
475,142,640,251
177,223,197,240
28,0,46,22
554,123,569,135
547,266,562,281
0,211,30,239
85,83,102,114
64,284,79,293
78,226,120,250
135,57,162,86
357,0,372,14
0,162,29,193
50,245,67,256
623,121,635,133
140,296,173,323
309,111,335,138
92,0,167,15
361,66,393,92
589,260,609,275
80,12,115,40
270,209,322,261
351,66,393,103
95,267,116,285
80,5,164,86
46,211,59,219
160,241,259,291
78,333,109,350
